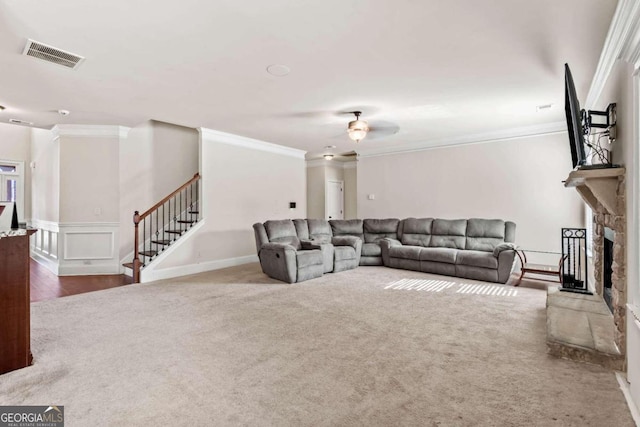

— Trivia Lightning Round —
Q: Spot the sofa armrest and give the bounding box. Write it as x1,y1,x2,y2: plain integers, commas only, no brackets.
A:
379,238,402,266
493,243,517,257
261,242,298,252
258,243,298,283
380,238,402,248
497,249,517,283
331,235,362,261
332,235,360,248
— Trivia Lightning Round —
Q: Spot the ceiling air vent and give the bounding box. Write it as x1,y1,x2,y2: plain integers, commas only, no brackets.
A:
22,39,84,69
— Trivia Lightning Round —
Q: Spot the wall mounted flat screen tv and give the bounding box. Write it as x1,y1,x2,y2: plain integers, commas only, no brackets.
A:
564,63,587,169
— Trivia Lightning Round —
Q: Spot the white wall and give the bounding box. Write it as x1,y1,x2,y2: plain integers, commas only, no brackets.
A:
142,129,306,281
59,135,120,223
30,128,60,223
306,165,325,219
119,120,199,260
357,133,584,253
344,163,357,219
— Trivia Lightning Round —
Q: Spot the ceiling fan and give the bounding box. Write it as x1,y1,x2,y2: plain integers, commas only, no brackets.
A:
322,150,358,161
344,110,399,143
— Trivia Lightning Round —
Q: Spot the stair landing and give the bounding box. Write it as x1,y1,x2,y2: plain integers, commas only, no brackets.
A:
546,287,624,370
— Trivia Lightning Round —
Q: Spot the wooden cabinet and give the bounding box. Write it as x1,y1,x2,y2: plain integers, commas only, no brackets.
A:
0,229,36,374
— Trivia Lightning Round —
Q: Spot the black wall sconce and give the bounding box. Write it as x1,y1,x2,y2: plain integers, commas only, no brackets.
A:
289,202,296,209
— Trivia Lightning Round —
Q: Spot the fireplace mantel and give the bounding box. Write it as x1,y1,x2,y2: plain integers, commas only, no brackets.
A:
564,167,625,215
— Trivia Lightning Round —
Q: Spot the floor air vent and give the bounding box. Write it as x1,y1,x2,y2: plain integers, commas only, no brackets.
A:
22,39,84,69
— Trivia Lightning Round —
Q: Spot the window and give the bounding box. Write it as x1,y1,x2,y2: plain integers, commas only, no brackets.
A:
0,161,24,221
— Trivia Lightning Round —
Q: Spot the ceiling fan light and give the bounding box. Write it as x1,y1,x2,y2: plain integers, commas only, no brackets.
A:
348,119,369,143
323,154,334,160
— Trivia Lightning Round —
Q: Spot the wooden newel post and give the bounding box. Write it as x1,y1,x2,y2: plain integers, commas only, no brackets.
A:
133,211,141,283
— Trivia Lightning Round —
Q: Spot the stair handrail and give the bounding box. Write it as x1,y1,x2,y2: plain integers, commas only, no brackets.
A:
132,173,201,282
137,173,200,221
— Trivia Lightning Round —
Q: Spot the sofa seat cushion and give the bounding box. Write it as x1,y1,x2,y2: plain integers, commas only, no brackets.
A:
335,246,357,261
456,250,498,269
362,242,381,257
419,247,458,264
388,245,422,261
296,250,323,268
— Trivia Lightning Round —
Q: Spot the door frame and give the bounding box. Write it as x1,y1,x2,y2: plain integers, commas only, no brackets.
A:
0,159,25,221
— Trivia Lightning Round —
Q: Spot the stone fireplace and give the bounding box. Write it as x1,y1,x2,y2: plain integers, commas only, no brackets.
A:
592,175,626,354
565,168,626,355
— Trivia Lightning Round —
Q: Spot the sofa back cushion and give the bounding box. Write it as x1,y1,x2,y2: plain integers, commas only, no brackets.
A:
400,218,433,247
429,219,467,249
293,219,309,240
330,219,364,241
264,219,301,249
505,221,516,243
465,218,506,252
363,218,399,243
308,219,333,243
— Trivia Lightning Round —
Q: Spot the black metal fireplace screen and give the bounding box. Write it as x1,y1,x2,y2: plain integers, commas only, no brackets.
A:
561,228,591,294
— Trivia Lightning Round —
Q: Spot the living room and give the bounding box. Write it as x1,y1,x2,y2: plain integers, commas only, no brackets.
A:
0,0,639,425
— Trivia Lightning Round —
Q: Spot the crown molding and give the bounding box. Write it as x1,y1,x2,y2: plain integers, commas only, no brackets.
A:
356,121,566,158
585,0,640,108
198,127,306,159
51,125,131,140
306,159,358,169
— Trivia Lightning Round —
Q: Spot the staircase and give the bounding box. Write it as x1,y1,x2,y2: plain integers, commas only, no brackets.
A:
124,173,201,282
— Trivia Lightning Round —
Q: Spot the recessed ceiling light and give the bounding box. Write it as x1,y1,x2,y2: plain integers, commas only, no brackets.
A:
324,145,336,149
58,109,70,116
536,103,554,112
266,64,290,77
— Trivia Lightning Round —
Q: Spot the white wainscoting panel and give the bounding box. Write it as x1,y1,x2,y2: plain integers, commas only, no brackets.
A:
63,231,114,260
30,220,60,274
30,221,120,275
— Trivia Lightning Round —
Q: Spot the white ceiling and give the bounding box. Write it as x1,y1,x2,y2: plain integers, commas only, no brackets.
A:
0,0,617,157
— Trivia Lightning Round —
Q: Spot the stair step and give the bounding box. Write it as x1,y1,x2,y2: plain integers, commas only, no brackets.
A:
123,262,134,269
177,220,196,224
151,239,171,245
165,230,183,234
139,250,158,257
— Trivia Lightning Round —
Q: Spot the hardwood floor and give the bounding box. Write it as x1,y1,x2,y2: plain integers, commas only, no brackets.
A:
30,259,133,302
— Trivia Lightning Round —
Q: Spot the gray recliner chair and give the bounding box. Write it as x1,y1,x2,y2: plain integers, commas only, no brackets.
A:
253,219,325,283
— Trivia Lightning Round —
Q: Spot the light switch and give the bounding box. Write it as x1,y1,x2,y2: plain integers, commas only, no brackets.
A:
368,194,375,200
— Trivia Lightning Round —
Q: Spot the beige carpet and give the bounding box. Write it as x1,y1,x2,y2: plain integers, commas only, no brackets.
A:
0,264,634,426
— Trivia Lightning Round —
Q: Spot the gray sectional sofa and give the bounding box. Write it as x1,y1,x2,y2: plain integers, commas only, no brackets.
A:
253,217,516,284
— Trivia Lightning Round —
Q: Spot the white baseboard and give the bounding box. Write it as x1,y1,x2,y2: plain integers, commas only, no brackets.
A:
140,254,258,283
57,263,122,276
616,372,640,426
30,251,60,275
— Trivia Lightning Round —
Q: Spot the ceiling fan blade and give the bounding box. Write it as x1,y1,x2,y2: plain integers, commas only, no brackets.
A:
367,121,400,140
